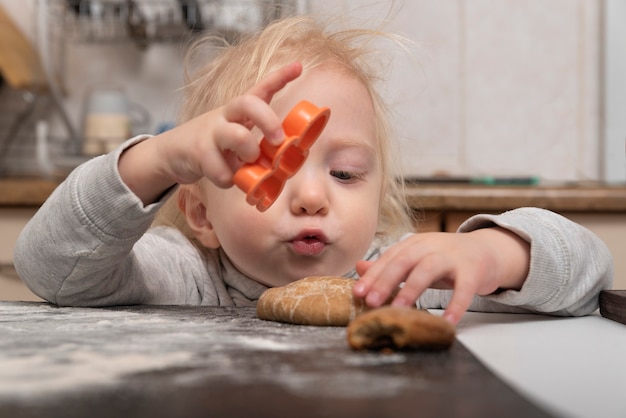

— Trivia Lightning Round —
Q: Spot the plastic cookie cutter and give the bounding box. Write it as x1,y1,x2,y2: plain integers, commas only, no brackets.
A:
233,100,331,212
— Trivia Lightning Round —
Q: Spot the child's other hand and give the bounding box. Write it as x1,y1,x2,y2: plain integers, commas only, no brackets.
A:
352,228,530,325
119,62,302,205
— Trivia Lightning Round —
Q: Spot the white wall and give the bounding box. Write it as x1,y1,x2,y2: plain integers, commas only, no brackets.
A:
310,0,604,182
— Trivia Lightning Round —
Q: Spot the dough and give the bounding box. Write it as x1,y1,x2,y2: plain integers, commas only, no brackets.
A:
347,306,455,351
256,276,366,326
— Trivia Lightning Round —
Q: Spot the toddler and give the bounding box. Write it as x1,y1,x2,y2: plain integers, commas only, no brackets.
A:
15,16,612,325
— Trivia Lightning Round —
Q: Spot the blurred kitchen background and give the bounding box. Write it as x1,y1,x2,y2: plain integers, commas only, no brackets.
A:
0,0,306,178
1,0,625,300
0,0,624,183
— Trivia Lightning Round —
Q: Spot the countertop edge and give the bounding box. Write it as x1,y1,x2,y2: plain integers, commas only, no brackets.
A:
0,179,60,207
405,184,626,212
3,179,626,212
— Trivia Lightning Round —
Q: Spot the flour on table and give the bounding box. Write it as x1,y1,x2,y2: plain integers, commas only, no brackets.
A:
0,350,192,397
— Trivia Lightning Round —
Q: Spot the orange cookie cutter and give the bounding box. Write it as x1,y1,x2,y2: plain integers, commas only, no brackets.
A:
233,100,331,212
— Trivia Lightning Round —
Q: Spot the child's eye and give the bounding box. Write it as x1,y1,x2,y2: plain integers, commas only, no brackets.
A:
330,170,364,182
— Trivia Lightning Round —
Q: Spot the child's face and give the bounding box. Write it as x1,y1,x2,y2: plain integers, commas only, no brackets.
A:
203,66,382,287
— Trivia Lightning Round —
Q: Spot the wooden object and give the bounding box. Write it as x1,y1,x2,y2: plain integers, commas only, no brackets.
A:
0,179,59,206
405,183,626,212
600,290,626,326
0,5,47,91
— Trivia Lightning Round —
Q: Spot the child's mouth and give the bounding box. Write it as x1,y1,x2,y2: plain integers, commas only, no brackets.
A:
290,232,328,256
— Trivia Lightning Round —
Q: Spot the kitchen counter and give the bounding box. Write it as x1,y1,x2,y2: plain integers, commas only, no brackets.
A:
1,302,625,418
0,178,59,206
3,178,626,212
405,182,626,212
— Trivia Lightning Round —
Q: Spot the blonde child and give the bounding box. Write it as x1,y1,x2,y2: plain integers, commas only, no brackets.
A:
15,16,612,325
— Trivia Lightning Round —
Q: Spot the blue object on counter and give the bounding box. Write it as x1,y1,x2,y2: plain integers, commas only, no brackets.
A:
405,176,540,186
469,176,540,185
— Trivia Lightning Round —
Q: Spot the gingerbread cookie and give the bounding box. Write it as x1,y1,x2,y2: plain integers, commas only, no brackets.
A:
256,276,366,326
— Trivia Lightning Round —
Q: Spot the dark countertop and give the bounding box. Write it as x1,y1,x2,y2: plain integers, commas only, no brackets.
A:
0,302,552,418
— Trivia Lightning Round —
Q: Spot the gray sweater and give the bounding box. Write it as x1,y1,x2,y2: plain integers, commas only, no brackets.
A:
14,138,613,316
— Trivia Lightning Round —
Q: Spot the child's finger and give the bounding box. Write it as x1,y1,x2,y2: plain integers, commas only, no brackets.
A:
199,145,236,188
213,122,257,163
353,238,416,299
220,96,282,152
355,260,373,276
391,253,454,308
442,279,476,325
247,62,303,104
353,260,376,299
352,256,394,300
355,246,423,307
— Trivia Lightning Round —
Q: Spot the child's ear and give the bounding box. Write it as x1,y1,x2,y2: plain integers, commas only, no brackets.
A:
177,187,221,249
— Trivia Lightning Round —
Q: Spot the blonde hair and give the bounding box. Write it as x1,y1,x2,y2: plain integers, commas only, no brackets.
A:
154,15,414,240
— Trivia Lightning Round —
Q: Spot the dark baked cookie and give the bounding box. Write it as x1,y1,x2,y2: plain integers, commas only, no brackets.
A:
347,306,455,351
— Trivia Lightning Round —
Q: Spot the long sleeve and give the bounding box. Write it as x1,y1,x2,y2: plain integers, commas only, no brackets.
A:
417,208,614,316
14,137,216,307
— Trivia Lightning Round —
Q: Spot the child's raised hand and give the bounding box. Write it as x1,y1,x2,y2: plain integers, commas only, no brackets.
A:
352,227,530,325
178,61,303,188
118,62,303,205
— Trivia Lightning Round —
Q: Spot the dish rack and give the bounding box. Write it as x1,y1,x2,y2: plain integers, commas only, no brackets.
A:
0,0,301,178
62,0,297,45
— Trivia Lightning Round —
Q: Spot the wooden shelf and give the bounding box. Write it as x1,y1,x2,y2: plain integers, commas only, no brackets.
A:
406,183,626,213
0,178,59,206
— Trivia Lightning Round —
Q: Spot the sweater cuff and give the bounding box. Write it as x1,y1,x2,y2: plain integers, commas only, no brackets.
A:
457,208,570,311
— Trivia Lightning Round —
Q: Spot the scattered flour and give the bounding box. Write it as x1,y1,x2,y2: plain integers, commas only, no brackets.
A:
1,303,426,402
0,349,193,397
233,336,305,351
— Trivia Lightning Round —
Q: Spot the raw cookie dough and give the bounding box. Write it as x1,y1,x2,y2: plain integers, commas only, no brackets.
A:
347,306,456,351
256,276,366,326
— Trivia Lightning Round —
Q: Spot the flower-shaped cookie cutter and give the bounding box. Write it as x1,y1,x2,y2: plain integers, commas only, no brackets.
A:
233,100,331,211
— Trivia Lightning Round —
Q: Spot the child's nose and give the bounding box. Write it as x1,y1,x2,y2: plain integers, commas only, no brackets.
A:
287,169,329,216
